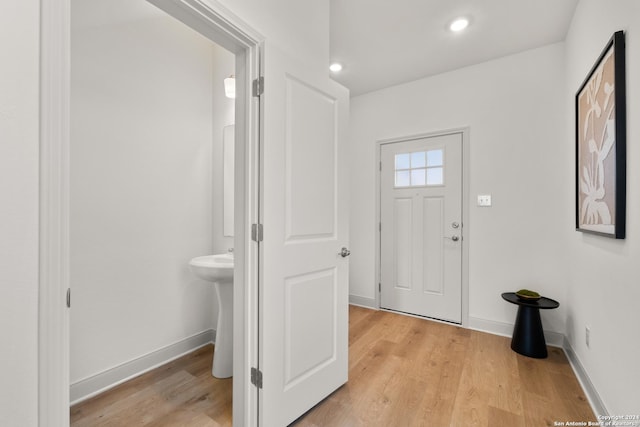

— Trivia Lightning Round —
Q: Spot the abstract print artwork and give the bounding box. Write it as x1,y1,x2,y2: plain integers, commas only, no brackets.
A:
576,31,626,239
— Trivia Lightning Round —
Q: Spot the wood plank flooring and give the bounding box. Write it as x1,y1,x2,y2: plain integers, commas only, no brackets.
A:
70,345,232,427
71,306,595,426
294,306,595,427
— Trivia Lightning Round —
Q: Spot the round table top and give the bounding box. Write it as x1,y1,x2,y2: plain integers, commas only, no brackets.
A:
501,292,559,309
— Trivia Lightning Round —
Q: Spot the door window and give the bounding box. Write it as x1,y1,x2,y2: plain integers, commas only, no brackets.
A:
394,149,444,187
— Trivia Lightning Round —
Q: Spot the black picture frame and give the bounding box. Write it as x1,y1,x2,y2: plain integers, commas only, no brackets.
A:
575,30,626,239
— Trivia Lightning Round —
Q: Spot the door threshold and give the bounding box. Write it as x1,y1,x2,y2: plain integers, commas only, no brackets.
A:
380,308,461,326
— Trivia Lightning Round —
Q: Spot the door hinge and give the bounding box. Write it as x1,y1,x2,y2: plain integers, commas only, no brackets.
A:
379,161,382,171
379,222,381,232
251,223,263,242
252,76,264,97
378,283,381,293
66,288,71,308
251,367,263,388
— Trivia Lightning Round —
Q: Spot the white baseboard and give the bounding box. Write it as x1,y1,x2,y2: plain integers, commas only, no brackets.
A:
467,316,564,348
562,337,609,417
70,329,215,405
349,294,376,309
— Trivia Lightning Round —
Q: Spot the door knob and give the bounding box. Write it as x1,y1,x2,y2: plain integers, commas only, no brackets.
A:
444,235,460,242
340,247,351,257
452,222,460,229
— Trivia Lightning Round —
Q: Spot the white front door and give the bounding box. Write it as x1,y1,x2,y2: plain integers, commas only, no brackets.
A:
259,42,350,426
380,132,463,323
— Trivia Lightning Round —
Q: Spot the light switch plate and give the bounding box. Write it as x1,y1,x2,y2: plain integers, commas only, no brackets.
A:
477,194,492,207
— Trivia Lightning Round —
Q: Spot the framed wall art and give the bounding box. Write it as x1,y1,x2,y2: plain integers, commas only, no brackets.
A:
576,30,626,239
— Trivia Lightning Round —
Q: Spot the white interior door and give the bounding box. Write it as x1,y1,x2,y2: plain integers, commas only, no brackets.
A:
259,42,350,426
380,132,462,323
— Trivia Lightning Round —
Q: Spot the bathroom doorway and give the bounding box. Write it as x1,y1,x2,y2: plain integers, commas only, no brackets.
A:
41,0,261,424
69,0,239,412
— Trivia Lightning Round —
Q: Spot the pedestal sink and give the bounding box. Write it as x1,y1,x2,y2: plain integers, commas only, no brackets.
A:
188,253,234,378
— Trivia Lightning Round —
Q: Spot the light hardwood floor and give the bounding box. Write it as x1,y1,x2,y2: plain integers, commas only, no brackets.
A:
294,306,594,426
70,346,232,427
71,306,595,426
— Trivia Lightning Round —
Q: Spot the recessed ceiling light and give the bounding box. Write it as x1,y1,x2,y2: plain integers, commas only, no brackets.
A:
449,17,469,32
329,63,343,73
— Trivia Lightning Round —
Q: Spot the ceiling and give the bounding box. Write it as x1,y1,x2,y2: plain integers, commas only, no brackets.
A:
330,0,579,96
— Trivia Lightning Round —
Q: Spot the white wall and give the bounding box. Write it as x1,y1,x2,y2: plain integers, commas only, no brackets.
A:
0,1,40,425
349,44,568,333
70,0,228,384
565,0,640,415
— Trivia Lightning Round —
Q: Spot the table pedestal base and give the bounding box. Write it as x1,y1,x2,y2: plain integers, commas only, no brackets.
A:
511,305,548,358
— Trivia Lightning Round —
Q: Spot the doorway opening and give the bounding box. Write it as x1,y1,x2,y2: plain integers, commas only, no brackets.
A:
376,129,470,326
69,0,236,419
39,0,261,425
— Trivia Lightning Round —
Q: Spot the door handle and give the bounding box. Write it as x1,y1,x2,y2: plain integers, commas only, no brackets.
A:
339,247,351,257
444,235,460,242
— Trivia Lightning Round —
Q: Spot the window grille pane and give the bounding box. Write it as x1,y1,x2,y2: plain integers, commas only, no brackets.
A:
395,170,410,187
427,149,443,167
395,153,410,170
410,151,426,168
411,168,426,186
426,167,443,185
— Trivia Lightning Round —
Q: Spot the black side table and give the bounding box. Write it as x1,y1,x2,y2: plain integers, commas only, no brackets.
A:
501,292,559,358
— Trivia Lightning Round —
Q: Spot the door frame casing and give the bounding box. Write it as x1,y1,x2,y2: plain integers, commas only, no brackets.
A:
39,1,263,425
375,127,470,326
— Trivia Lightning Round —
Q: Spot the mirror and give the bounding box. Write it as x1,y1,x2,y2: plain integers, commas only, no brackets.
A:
223,125,235,237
